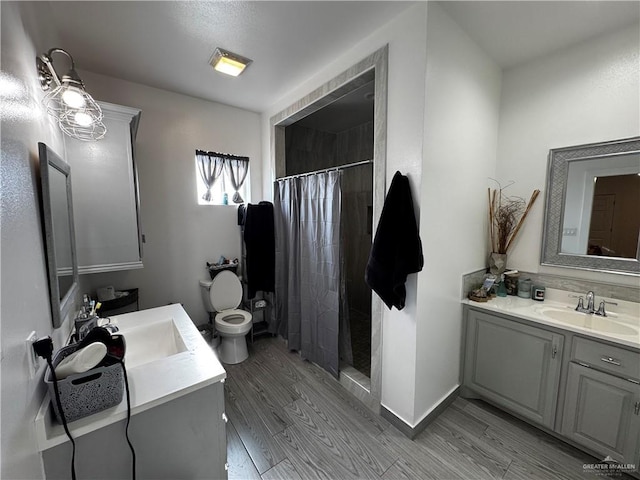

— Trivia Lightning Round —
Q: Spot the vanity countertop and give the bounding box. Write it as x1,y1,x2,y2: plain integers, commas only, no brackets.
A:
463,288,640,350
35,304,226,451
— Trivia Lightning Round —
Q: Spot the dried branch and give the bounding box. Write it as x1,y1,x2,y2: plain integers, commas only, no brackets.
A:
488,181,540,255
488,188,494,252
505,189,540,252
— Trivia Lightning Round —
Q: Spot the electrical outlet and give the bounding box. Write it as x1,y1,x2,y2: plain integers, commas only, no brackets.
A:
26,331,40,378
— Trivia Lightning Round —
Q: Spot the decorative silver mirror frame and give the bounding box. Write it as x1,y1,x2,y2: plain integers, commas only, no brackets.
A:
39,142,80,327
541,137,640,276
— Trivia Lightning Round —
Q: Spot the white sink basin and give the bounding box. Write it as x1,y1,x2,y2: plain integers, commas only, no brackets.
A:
36,304,226,452
118,317,188,369
535,307,639,337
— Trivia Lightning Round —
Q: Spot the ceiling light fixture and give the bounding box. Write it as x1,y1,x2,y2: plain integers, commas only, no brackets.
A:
209,48,252,77
36,48,106,141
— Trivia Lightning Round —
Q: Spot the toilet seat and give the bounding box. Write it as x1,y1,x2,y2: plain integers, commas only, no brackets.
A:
209,270,243,311
214,309,252,335
200,270,253,364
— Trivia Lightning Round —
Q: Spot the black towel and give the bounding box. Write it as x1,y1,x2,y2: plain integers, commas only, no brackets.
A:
244,202,275,299
365,171,423,310
237,204,246,226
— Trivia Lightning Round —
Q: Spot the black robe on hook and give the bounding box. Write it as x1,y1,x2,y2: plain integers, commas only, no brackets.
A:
365,171,423,310
243,202,275,299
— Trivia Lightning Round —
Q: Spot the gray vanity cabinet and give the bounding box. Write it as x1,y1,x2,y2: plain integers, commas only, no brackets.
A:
561,358,640,464
463,310,564,429
64,101,143,274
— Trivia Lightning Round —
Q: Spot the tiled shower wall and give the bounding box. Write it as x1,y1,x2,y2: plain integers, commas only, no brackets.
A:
342,164,373,314
285,121,374,314
285,124,337,175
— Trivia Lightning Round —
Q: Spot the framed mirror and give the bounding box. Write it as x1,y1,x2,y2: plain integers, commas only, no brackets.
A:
39,142,79,327
541,137,640,275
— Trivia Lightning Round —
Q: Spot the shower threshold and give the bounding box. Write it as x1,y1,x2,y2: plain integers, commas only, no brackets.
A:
339,363,373,408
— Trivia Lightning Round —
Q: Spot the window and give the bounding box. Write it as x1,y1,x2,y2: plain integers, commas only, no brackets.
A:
195,150,250,206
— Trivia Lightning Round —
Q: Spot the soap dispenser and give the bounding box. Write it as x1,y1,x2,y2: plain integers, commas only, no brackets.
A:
497,274,507,297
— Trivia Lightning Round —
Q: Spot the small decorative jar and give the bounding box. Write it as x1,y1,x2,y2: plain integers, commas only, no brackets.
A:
517,278,532,298
504,272,520,296
532,285,546,301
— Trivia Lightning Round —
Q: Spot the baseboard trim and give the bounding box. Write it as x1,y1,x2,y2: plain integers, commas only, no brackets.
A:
381,386,460,439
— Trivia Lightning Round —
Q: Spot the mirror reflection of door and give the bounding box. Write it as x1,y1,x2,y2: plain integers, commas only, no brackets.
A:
587,174,640,258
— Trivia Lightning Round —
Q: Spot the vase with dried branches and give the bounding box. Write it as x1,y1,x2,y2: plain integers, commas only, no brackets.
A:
488,182,540,275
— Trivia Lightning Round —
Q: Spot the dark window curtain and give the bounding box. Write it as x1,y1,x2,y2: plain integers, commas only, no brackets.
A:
195,150,224,202
225,157,250,203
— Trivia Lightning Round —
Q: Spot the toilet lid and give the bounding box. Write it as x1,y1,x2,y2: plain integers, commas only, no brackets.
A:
209,270,242,311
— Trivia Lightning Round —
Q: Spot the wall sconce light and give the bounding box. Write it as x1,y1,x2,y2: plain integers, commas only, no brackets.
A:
36,48,106,141
209,48,252,77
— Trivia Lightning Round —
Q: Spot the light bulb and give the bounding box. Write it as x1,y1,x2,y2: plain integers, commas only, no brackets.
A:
74,111,93,126
213,57,247,76
61,88,86,108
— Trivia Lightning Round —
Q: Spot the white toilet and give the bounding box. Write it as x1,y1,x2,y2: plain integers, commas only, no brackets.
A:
199,270,252,364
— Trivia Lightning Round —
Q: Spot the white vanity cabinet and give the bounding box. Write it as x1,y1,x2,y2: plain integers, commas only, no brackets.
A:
463,309,564,429
41,382,227,479
64,101,143,274
561,338,640,464
36,305,228,479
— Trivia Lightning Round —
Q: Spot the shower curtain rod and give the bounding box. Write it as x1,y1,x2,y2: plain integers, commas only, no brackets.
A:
276,159,373,182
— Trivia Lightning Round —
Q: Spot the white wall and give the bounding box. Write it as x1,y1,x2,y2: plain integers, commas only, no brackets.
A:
261,4,428,424
0,2,74,478
414,2,502,424
496,24,640,286
75,71,262,325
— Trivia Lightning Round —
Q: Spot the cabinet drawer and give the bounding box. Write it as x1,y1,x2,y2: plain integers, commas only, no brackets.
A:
572,337,640,380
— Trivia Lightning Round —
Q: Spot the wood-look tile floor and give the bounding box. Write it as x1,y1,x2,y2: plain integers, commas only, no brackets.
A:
224,337,608,480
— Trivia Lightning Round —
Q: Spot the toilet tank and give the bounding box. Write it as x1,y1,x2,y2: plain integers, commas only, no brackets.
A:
199,280,214,312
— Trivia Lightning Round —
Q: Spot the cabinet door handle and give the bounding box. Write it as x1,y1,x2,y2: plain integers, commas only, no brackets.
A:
552,345,558,359
600,356,621,366
222,412,228,423
634,402,640,416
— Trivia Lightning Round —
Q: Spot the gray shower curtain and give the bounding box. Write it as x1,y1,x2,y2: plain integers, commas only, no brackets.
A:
274,171,351,378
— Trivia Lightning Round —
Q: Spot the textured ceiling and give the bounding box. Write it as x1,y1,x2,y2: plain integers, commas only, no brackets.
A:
34,1,639,116
38,1,416,113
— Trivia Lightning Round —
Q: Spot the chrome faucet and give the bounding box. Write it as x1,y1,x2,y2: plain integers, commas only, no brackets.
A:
574,291,595,314
595,301,607,317
585,291,595,312
573,291,617,316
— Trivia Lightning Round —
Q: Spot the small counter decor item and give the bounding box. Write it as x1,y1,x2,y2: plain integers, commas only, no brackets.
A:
488,181,540,275
532,285,546,301
469,275,496,302
517,278,533,298
504,271,520,295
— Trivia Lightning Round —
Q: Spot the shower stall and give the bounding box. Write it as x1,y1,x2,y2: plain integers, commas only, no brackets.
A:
269,46,388,410
341,163,373,378
273,94,374,380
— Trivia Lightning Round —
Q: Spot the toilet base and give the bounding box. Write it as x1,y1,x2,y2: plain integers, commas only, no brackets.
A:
218,334,249,364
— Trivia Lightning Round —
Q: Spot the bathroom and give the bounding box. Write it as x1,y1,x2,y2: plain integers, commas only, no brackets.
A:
2,1,639,478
